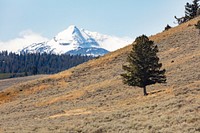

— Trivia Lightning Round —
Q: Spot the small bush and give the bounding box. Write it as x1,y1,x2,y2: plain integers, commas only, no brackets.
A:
164,24,172,31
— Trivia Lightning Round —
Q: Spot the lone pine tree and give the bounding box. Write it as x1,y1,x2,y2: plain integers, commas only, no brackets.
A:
121,35,166,96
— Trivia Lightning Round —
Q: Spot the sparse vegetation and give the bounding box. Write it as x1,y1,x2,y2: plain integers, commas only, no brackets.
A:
121,35,166,96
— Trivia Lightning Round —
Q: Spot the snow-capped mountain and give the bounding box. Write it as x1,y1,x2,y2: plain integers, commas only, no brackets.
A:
20,25,132,56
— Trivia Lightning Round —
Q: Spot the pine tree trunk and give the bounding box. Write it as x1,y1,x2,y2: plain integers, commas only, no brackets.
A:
143,86,148,96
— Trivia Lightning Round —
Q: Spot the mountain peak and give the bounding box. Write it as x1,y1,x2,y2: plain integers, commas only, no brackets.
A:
20,25,132,56
68,25,78,29
66,25,79,33
54,25,81,41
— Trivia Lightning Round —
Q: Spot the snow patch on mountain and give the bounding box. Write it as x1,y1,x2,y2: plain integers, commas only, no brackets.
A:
83,29,132,51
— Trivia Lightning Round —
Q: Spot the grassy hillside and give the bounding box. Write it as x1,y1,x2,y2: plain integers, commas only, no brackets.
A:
0,17,200,132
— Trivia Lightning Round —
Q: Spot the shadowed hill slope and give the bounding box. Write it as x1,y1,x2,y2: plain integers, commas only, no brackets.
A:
0,17,200,132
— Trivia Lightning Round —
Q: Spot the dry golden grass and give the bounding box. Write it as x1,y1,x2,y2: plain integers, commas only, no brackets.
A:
49,108,92,118
0,17,200,132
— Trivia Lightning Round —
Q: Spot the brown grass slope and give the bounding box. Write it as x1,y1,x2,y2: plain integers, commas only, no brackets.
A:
0,17,200,133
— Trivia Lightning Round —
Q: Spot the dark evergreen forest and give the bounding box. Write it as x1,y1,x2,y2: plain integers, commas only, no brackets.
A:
0,51,94,79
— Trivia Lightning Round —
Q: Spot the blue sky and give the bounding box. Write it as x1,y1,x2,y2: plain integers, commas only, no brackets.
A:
0,0,189,41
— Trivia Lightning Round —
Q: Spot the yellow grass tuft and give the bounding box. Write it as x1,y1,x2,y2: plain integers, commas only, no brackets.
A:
49,108,92,118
